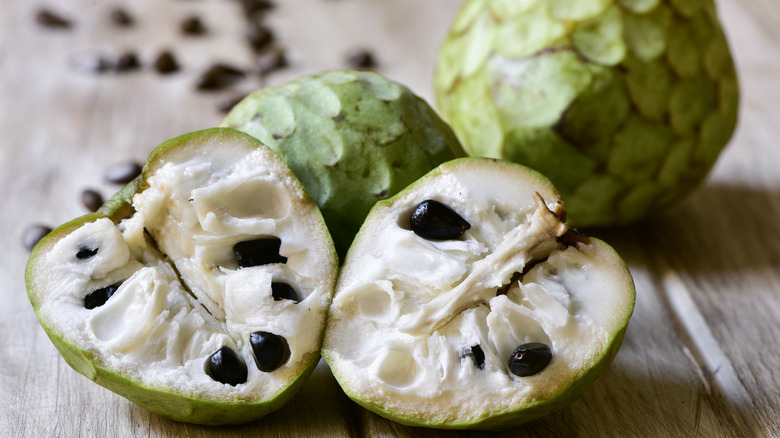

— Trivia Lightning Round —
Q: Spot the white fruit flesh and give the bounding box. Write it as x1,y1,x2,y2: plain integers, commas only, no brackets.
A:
34,139,335,402
323,159,634,425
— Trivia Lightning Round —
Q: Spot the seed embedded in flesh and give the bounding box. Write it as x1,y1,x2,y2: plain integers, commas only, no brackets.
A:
234,238,287,267
206,346,248,386
461,345,485,370
84,284,120,309
271,282,299,302
250,331,288,372
409,200,471,240
508,342,553,377
76,246,98,259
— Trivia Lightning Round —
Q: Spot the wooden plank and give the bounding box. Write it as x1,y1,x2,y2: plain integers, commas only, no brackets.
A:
2,0,780,436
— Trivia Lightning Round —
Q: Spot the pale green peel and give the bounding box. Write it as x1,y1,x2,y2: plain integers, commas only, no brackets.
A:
222,70,464,258
435,0,739,227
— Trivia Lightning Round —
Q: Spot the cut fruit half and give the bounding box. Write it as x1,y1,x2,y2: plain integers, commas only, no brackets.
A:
322,157,635,429
25,128,338,425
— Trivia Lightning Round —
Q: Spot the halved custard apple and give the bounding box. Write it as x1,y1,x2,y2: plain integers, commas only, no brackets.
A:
25,128,338,425
321,158,635,429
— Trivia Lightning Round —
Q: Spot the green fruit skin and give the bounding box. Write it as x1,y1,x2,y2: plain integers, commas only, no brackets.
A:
25,128,331,425
221,70,465,258
435,0,739,227
322,157,636,430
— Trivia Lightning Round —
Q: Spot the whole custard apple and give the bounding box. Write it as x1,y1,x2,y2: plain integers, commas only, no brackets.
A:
222,70,465,258
434,0,739,227
25,128,338,425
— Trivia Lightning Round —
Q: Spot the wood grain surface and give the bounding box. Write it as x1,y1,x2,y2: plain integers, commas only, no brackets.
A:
2,0,779,436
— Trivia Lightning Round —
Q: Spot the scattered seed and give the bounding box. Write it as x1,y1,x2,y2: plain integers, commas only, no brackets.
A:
206,346,248,386
153,50,180,74
181,15,207,35
256,47,287,76
81,189,104,212
410,200,471,240
237,0,275,17
36,9,73,29
234,238,287,268
115,51,141,72
22,224,53,251
250,331,288,372
195,63,245,91
109,7,134,27
246,24,274,53
84,284,120,309
346,49,377,70
104,161,142,184
76,246,98,259
460,345,485,370
271,282,299,302
508,342,552,377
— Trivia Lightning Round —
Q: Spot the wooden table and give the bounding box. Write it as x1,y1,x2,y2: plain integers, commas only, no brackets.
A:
2,0,778,436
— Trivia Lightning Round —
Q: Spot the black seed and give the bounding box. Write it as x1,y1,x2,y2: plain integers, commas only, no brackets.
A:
36,9,72,29
238,0,275,17
246,24,274,53
471,345,486,369
84,284,120,309
206,346,248,386
104,161,142,184
410,200,471,240
196,64,245,91
81,189,104,212
271,282,299,302
181,15,206,35
76,246,98,259
346,49,377,70
22,224,53,251
154,50,180,74
508,342,552,377
109,8,134,27
250,331,288,372
256,47,287,76
234,238,287,267
115,51,141,72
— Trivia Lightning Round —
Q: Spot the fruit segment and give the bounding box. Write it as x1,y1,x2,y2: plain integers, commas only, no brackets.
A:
26,128,337,424
322,158,635,429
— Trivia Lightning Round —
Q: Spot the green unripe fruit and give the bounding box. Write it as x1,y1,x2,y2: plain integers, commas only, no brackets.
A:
222,70,465,258
435,0,739,227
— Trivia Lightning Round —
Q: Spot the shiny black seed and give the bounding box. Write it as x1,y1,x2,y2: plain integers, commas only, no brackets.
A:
410,200,471,240
76,246,98,259
81,188,104,212
250,331,288,372
22,224,53,251
84,284,120,309
234,238,287,267
206,346,248,386
109,8,134,27
154,50,179,74
181,15,206,35
115,52,141,72
195,64,245,91
271,282,298,302
508,342,552,377
246,24,274,53
104,161,142,184
470,345,486,369
346,49,377,70
36,9,72,29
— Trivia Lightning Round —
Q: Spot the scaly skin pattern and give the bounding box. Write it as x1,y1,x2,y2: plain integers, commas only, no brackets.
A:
222,70,465,258
435,0,739,227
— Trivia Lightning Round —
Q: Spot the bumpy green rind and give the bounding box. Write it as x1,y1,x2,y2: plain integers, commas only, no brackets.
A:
221,70,465,258
435,0,739,227
25,128,333,425
322,157,636,430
